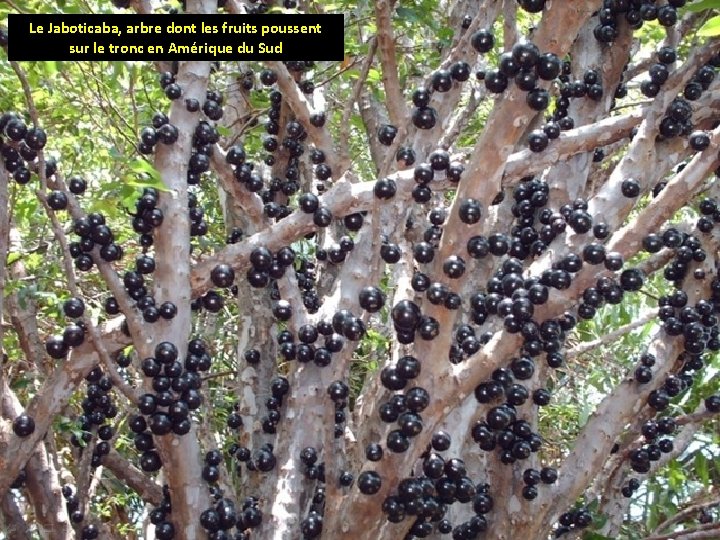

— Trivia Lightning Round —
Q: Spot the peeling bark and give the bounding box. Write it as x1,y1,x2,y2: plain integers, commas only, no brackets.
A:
374,0,408,127
0,317,127,497
0,491,32,540
0,165,9,390
267,61,348,178
1,383,72,540
150,54,214,539
544,17,633,208
1,3,719,540
190,103,654,300
322,8,602,537
104,450,164,507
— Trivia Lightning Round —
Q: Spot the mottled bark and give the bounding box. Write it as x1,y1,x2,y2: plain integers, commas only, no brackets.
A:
0,491,32,540
267,61,348,178
374,0,408,128
104,450,164,507
149,36,215,539
0,318,127,497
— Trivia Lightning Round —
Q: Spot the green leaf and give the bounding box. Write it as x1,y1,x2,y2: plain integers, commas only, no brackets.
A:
695,452,709,487
11,377,33,390
123,173,170,192
583,533,615,540
438,26,454,45
124,159,171,191
43,62,58,79
685,0,720,12
667,461,686,491
109,146,125,160
17,284,35,310
128,158,161,180
367,68,382,83
698,15,720,35
396,6,421,23
6,252,21,265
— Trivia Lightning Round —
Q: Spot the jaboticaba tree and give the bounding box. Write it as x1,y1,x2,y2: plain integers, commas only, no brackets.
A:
0,1,719,540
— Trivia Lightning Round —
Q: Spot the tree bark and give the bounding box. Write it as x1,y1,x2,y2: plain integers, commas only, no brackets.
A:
150,52,214,539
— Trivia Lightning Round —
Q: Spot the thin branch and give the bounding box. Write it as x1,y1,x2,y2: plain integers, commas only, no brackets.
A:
339,38,378,163
0,492,32,540
429,0,501,77
0,316,128,499
624,12,704,81
10,60,140,405
104,450,164,506
4,0,27,13
6,225,51,377
438,87,483,149
266,61,348,179
644,521,720,540
211,147,267,230
0,160,9,389
676,410,719,427
358,91,390,173
502,0,518,51
374,0,408,127
566,309,658,360
596,418,700,538
637,248,675,277
652,496,720,536
75,428,98,528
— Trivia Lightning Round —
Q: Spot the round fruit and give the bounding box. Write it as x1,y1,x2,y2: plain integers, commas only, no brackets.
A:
458,198,482,224
63,297,85,318
621,178,640,198
374,178,397,199
471,29,494,53
46,335,68,359
211,264,235,288
12,413,35,437
357,471,381,494
47,190,68,210
359,286,385,312
689,131,710,151
412,107,437,129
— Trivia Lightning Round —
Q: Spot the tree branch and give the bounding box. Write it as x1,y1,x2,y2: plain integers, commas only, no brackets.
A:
652,496,720,536
566,309,658,360
266,61,348,179
1,383,72,540
502,0,517,51
0,317,128,498
577,40,720,240
10,59,144,405
150,54,214,539
595,402,709,538
339,37,378,162
624,12,703,82
0,491,32,540
104,449,164,507
0,158,10,390
324,5,606,535
644,521,720,540
374,0,408,127
211,146,267,230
